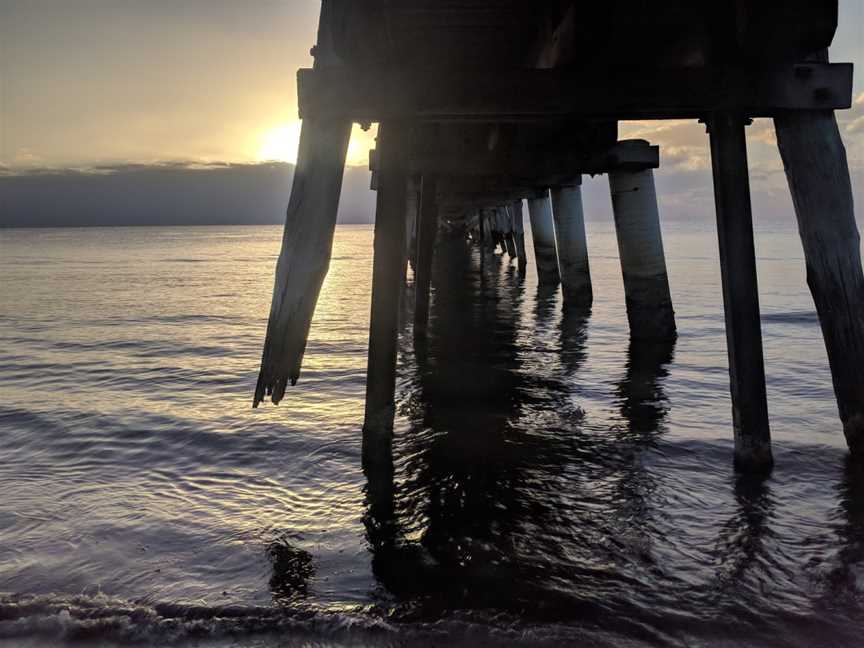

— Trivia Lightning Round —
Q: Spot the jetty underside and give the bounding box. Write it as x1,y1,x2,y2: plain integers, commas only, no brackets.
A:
255,1,861,474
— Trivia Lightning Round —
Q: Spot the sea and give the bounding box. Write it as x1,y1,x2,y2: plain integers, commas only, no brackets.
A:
1,212,863,647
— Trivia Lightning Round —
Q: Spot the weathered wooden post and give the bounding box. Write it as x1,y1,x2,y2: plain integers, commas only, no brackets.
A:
527,189,560,284
465,210,477,245
510,200,528,270
608,147,676,340
551,180,592,307
254,1,351,406
489,207,505,253
480,209,494,251
364,122,410,437
405,175,421,276
774,104,864,456
504,229,518,259
498,206,517,259
414,175,439,336
708,111,772,472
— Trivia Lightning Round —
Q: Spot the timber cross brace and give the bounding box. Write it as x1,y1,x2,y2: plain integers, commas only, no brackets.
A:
254,1,862,474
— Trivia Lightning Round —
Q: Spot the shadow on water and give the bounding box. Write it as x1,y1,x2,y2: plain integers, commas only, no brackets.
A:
266,532,314,606
614,339,675,442
361,240,693,636
825,458,864,607
711,472,777,606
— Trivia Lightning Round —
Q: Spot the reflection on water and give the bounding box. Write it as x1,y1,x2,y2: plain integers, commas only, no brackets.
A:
267,533,314,605
616,339,675,441
363,237,864,645
1,225,863,647
368,240,678,630
828,459,864,606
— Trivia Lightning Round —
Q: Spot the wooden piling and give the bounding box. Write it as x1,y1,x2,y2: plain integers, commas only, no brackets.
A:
608,162,676,340
254,117,352,406
481,210,494,250
504,230,518,259
497,206,517,259
364,123,410,436
414,175,439,336
551,181,592,307
774,108,864,456
511,200,528,270
708,111,772,472
254,0,353,406
405,175,421,275
527,189,560,284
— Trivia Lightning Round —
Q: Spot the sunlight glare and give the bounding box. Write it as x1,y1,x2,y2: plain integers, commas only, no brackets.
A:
346,124,378,167
255,121,378,167
257,123,302,163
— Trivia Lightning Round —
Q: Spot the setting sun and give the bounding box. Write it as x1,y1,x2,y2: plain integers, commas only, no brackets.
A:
255,121,377,167
256,123,302,163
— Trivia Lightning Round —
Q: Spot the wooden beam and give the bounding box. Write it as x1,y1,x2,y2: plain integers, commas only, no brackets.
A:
364,123,410,435
298,63,853,121
414,175,439,336
708,111,772,473
407,139,658,178
775,108,864,456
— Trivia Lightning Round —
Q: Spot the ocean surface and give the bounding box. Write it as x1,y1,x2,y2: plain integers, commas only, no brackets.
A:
1,217,863,647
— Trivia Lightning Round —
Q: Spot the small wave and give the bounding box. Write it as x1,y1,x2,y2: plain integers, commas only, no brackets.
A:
0,593,396,647
761,311,819,326
0,594,634,648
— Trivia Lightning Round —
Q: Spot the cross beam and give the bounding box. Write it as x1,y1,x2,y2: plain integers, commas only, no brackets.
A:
298,63,852,121
407,139,658,178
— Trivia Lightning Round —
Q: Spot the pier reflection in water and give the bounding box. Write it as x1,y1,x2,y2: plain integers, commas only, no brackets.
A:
363,238,689,632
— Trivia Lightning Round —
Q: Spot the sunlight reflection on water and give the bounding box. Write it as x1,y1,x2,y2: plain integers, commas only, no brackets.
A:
0,222,861,647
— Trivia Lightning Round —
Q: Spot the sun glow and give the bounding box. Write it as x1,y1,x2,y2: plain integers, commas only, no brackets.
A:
255,121,379,167
256,123,302,163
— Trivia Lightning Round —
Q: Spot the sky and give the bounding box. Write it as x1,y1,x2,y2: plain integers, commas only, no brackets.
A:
0,0,376,169
0,0,862,226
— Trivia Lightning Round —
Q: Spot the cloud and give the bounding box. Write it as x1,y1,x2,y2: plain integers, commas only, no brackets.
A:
747,120,778,146
619,120,711,172
612,104,864,229
843,94,864,134
0,161,377,228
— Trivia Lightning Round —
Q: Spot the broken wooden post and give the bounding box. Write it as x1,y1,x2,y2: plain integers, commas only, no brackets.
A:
254,0,354,407
608,145,676,340
414,175,439,337
527,189,560,284
254,117,352,406
551,180,592,307
774,107,864,456
364,123,410,436
510,200,527,270
708,111,772,473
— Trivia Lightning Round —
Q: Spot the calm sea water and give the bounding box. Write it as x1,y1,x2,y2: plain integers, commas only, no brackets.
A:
1,216,863,647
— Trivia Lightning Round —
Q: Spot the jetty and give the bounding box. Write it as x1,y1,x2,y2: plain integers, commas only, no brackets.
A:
254,1,860,474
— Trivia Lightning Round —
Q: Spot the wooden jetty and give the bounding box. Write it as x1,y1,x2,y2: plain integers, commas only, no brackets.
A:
254,1,860,474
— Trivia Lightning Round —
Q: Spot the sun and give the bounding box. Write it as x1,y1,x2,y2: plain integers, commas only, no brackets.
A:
257,123,302,163
255,121,378,167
